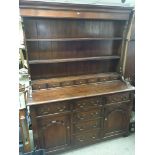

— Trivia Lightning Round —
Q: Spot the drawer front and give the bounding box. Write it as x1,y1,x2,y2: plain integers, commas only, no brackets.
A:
73,109,101,122
75,79,86,85
72,130,100,145
110,75,119,80
35,102,70,116
98,76,110,82
87,78,97,83
48,82,60,88
74,97,103,110
72,119,101,133
37,115,68,128
106,92,130,104
32,83,47,90
61,81,74,87
98,75,119,82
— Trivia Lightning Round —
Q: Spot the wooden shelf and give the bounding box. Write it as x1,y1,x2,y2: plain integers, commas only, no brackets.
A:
26,37,122,42
29,56,120,64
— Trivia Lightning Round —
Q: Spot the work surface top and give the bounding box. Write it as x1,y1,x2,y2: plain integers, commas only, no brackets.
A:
28,80,134,106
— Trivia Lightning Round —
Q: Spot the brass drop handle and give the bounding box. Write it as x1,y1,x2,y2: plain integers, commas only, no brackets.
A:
42,107,50,114
91,112,98,116
92,136,96,139
79,139,84,142
57,106,65,112
90,113,94,116
51,120,56,124
78,127,84,131
42,111,48,114
124,96,128,100
77,115,84,120
105,118,107,121
80,103,86,108
50,120,64,125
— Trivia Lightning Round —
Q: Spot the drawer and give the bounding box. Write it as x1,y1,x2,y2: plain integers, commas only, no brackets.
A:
73,109,101,122
74,97,103,110
37,114,68,128
75,79,86,85
87,78,97,83
48,82,60,88
61,81,74,87
98,76,109,82
106,92,130,104
72,119,101,133
35,102,70,116
105,101,131,111
72,130,100,145
110,75,119,80
32,83,47,90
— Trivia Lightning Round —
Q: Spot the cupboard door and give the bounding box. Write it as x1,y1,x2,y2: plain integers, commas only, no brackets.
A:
103,102,131,137
36,115,70,149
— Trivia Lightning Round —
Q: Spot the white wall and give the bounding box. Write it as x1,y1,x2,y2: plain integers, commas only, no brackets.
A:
33,0,134,6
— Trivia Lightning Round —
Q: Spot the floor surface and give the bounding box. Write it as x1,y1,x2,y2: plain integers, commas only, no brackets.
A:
59,134,135,155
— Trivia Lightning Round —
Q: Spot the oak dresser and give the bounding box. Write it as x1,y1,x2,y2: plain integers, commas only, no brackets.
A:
19,0,135,154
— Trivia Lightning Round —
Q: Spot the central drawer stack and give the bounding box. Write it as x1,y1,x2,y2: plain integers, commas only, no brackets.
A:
71,96,103,145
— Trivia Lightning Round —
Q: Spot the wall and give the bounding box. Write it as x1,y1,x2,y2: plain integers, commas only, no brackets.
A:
30,0,134,6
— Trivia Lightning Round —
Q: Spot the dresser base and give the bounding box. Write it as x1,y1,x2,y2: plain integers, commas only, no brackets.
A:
46,131,129,155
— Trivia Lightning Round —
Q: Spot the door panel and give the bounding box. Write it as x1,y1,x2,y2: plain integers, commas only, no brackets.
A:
37,115,70,149
103,102,131,136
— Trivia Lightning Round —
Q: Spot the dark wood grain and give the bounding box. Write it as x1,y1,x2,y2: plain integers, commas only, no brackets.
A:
30,60,119,80
24,18,125,39
26,40,122,60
